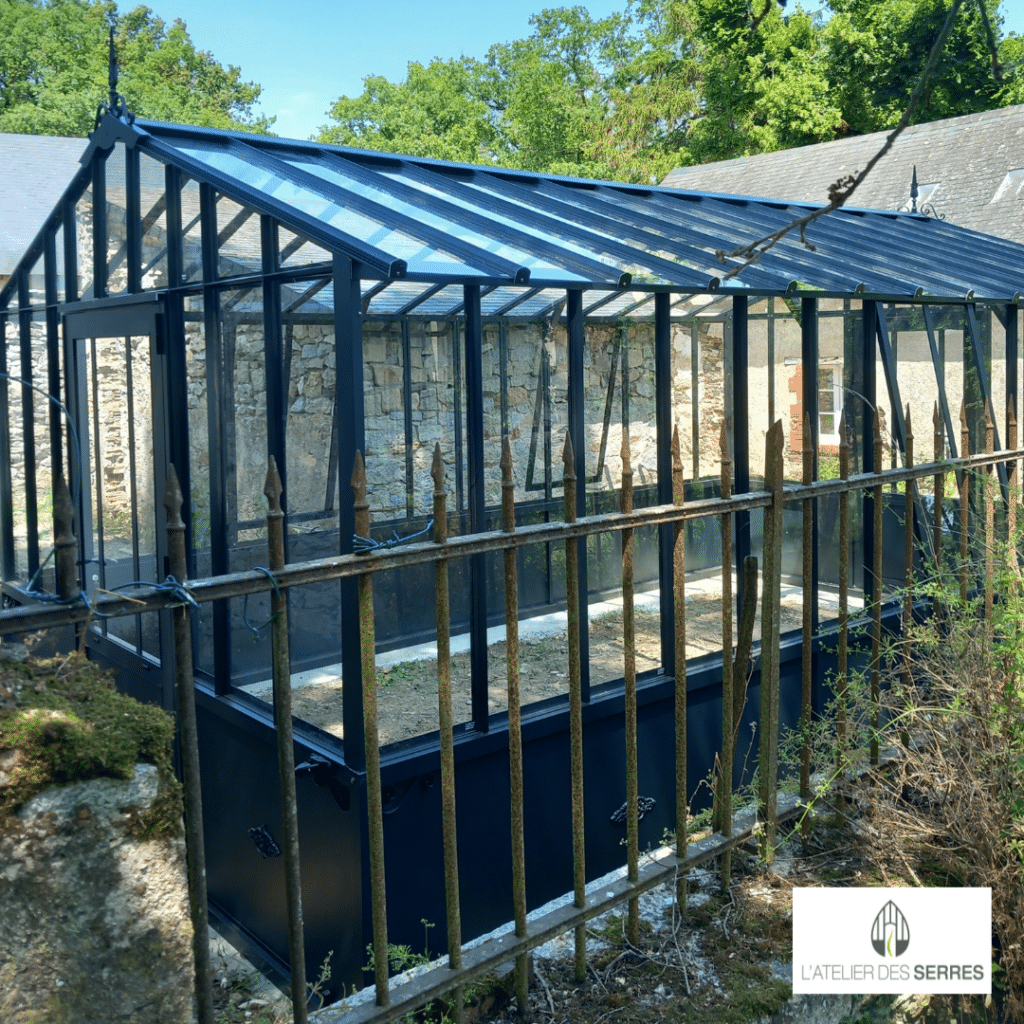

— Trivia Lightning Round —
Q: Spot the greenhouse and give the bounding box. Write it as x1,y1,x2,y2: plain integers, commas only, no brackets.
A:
1,106,1022,991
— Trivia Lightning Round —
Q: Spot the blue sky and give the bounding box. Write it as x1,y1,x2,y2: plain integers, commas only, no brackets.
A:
150,0,1024,142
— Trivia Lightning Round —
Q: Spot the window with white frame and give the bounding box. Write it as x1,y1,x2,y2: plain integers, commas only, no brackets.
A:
818,365,843,445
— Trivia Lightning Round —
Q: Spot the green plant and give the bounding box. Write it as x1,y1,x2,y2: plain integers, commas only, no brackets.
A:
306,949,333,1011
789,481,1024,1019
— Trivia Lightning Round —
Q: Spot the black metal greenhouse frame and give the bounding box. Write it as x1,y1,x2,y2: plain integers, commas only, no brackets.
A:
1,108,1023,993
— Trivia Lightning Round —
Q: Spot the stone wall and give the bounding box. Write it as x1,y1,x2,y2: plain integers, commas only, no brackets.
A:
0,763,193,1023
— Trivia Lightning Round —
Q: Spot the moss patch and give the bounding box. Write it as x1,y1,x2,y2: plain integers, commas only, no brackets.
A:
0,653,180,837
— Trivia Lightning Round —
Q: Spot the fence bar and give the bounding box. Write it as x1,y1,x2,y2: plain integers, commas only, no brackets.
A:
870,412,883,767
500,437,529,1016
837,413,849,762
265,457,309,1024
432,445,463,1022
9,449,1023,642
562,434,586,982
163,465,215,1024
620,428,640,944
671,426,687,908
758,421,783,863
985,401,995,623
318,798,803,1024
353,452,390,1007
1008,399,1018,561
717,420,734,888
800,412,813,816
902,408,914,722
53,471,78,601
960,404,970,604
933,405,943,619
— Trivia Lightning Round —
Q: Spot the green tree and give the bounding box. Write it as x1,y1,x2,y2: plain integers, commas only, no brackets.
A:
316,56,498,162
0,0,272,137
314,0,1020,177
683,0,845,163
826,0,1011,132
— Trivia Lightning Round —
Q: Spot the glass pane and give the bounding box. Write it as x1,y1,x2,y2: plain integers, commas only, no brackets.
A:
105,141,128,296
74,186,93,300
279,227,330,269
216,194,262,279
139,153,170,290
173,141,485,278
180,176,204,284
83,333,160,661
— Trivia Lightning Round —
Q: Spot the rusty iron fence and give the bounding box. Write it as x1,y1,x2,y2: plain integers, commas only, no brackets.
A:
2,400,1022,1024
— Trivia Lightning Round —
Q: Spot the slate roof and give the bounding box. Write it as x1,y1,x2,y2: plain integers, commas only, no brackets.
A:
662,104,1024,243
0,133,87,276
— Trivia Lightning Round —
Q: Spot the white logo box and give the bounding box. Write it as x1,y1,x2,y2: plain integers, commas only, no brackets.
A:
792,887,991,994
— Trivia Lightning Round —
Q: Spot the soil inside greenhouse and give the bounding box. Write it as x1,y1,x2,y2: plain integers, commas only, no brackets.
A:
262,595,806,747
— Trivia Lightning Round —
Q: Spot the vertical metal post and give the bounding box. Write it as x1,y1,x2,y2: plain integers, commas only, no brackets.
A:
465,285,489,732
758,421,784,863
562,434,586,982
1007,305,1019,448
902,407,914,743
717,420,733,888
163,465,214,1024
432,445,463,1022
655,293,675,678
837,413,849,762
960,403,970,604
53,471,78,601
732,297,750,621
126,144,142,294
870,412,883,766
92,150,108,300
352,452,390,1007
500,438,529,1016
619,428,639,943
862,302,877,606
985,401,994,623
567,289,590,698
801,297,821,689
690,325,700,479
335,256,367,767
264,458,308,1024
1008,399,1018,561
671,426,687,908
933,405,944,618
800,412,813,814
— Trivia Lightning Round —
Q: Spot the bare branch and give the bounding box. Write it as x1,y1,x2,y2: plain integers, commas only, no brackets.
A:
716,0,967,280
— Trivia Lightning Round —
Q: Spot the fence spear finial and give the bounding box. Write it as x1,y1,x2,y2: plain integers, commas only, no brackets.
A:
671,423,684,506
562,432,575,482
431,442,444,491
264,455,283,514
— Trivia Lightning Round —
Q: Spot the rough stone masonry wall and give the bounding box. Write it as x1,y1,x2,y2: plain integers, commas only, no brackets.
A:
0,763,193,1024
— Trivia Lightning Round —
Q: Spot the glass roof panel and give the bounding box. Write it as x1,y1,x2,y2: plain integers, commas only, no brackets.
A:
375,169,614,281
287,157,584,280
174,142,485,277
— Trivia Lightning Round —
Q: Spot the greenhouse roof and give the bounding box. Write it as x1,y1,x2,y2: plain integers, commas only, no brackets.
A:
3,114,1024,313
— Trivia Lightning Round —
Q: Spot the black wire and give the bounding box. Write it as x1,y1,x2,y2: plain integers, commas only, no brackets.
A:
242,566,280,642
353,518,434,555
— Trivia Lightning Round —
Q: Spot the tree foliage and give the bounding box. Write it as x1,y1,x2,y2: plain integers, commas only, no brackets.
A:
0,0,273,137
316,0,1022,182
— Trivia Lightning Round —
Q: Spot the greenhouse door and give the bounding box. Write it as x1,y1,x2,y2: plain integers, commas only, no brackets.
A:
63,299,176,712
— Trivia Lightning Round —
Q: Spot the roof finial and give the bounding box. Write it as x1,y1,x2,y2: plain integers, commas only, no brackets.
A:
94,25,135,130
900,164,944,221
